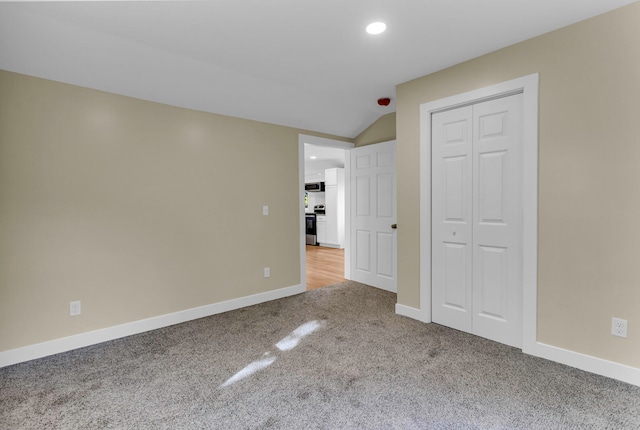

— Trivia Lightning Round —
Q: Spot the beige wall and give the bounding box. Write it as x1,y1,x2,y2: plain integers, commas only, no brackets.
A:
3,4,639,371
354,112,396,147
396,3,640,367
0,70,338,352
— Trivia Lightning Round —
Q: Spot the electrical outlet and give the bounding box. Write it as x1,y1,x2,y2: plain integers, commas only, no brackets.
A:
611,317,627,338
70,301,81,316
262,205,269,216
264,267,270,278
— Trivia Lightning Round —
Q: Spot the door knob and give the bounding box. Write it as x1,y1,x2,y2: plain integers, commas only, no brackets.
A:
391,224,397,229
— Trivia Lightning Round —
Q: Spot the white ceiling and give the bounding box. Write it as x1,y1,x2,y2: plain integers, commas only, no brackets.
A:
0,0,637,138
304,144,346,181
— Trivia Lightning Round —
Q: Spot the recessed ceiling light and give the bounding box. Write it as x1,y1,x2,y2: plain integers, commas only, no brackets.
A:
366,22,386,35
310,156,317,160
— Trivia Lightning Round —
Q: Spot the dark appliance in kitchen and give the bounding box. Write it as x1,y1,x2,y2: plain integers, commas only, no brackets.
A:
305,213,317,245
306,205,327,246
305,182,325,192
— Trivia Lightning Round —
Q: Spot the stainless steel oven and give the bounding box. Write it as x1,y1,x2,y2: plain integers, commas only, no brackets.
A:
305,213,317,245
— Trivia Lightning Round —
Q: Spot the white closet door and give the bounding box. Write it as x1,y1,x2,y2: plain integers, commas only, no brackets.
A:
472,94,523,348
431,106,474,333
431,94,523,348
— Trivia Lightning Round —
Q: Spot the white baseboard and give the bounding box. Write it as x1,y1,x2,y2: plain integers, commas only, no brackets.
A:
532,342,640,387
317,243,343,249
395,303,431,323
396,304,639,387
0,283,305,369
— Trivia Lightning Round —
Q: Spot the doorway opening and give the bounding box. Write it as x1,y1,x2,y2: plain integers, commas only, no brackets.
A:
298,134,353,291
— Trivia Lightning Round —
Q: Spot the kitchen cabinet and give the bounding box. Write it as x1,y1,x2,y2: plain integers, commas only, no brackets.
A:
325,167,338,186
320,168,344,248
316,215,326,244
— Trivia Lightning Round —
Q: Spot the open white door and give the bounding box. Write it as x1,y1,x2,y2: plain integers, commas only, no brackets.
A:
350,141,397,292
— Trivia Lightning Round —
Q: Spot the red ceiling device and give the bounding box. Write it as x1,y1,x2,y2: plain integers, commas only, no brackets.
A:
377,97,391,106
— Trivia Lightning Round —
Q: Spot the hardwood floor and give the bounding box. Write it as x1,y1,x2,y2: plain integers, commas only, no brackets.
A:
306,245,345,290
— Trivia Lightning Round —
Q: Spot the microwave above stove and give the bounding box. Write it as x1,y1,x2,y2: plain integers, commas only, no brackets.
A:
305,182,325,192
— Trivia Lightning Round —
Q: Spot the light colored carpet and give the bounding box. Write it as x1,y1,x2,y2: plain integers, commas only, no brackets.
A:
1,281,639,429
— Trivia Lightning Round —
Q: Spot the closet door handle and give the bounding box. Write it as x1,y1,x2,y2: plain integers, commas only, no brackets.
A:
391,224,397,230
